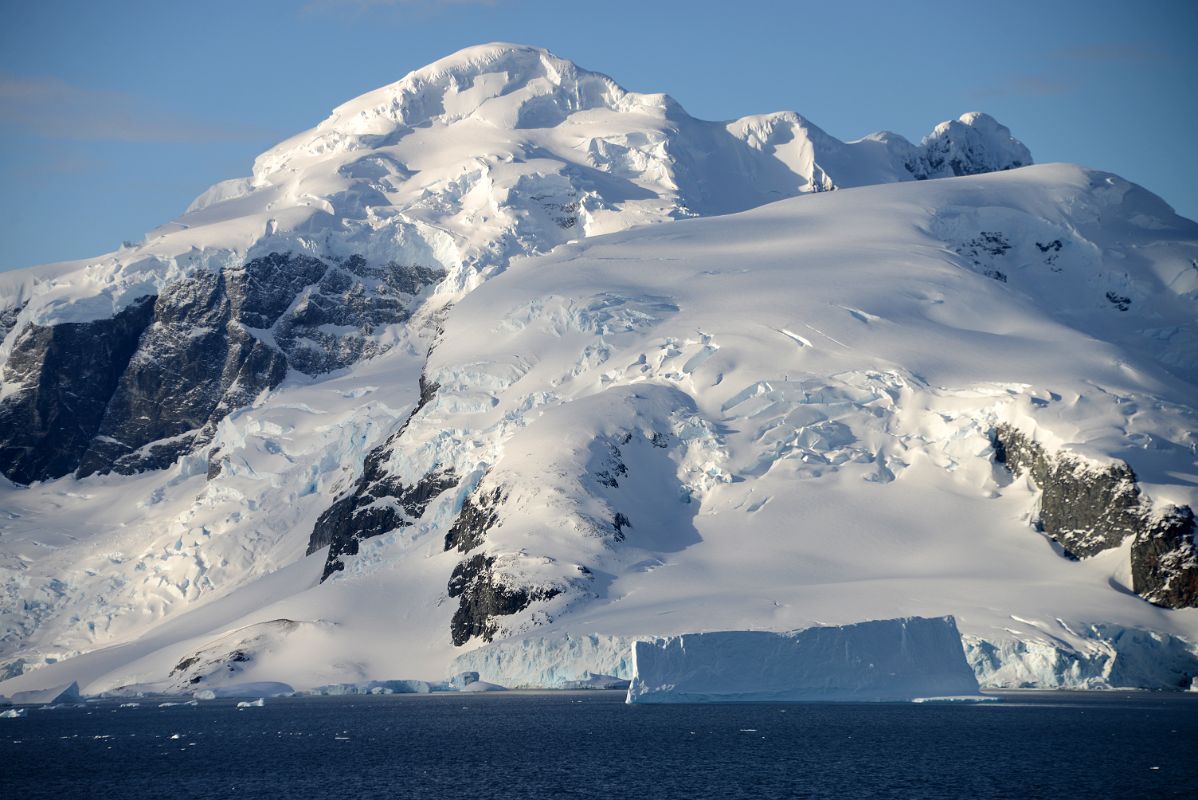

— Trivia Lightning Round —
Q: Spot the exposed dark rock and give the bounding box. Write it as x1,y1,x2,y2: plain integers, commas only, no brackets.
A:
171,654,200,675
993,423,1197,607
970,232,1012,257
441,479,558,645
613,512,631,541
592,434,632,489
952,232,1018,284
1105,291,1131,311
312,467,458,581
166,619,301,688
226,251,328,329
0,295,156,484
993,423,1146,558
447,553,560,646
307,373,454,580
274,257,442,375
0,301,26,341
206,447,227,480
1131,506,1198,609
444,485,505,553
955,231,1012,264
0,252,444,484
77,268,292,476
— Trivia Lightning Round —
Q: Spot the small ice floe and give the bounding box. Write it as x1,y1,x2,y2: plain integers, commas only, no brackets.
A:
236,698,265,708
1,708,27,719
119,703,140,709
910,696,999,704
457,681,506,693
169,734,181,740
158,700,198,708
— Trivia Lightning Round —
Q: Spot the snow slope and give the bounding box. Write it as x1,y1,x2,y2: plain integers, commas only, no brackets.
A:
1,45,1195,696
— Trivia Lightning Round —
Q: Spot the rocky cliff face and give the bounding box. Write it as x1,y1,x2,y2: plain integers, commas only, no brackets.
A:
446,553,561,647
305,375,457,580
1130,506,1198,609
0,296,156,484
0,253,442,483
993,423,1197,608
991,423,1146,558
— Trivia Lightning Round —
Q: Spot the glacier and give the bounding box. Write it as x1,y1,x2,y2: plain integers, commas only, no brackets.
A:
0,43,1196,699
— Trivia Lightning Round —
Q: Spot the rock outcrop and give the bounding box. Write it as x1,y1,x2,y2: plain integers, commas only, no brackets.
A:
306,374,457,580
992,423,1146,558
0,295,156,484
1130,506,1198,609
993,423,1197,608
447,553,560,647
0,253,442,483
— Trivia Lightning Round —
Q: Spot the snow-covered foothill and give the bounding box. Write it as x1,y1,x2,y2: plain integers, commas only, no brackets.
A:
626,617,981,703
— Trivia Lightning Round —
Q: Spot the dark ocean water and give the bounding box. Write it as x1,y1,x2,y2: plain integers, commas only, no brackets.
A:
2,691,1196,799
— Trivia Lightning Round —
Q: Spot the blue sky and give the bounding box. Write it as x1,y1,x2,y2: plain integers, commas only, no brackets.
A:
1,0,1195,271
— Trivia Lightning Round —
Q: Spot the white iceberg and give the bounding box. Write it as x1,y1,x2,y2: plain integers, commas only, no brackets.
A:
305,680,435,696
236,698,265,708
206,682,293,698
626,616,981,703
8,681,82,706
449,634,635,688
1,708,27,718
457,680,506,693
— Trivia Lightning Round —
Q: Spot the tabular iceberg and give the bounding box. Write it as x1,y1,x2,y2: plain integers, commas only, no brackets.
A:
626,617,980,703
7,681,82,706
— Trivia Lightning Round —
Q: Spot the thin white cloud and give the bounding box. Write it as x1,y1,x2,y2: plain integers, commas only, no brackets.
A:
303,0,498,13
1050,44,1168,63
972,75,1072,99
0,73,267,143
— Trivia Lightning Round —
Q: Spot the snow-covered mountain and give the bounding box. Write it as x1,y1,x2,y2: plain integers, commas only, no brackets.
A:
0,44,1031,484
1,44,1195,697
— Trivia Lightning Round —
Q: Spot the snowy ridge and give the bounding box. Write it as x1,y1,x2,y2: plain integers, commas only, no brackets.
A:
1,45,1196,698
0,43,1028,335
